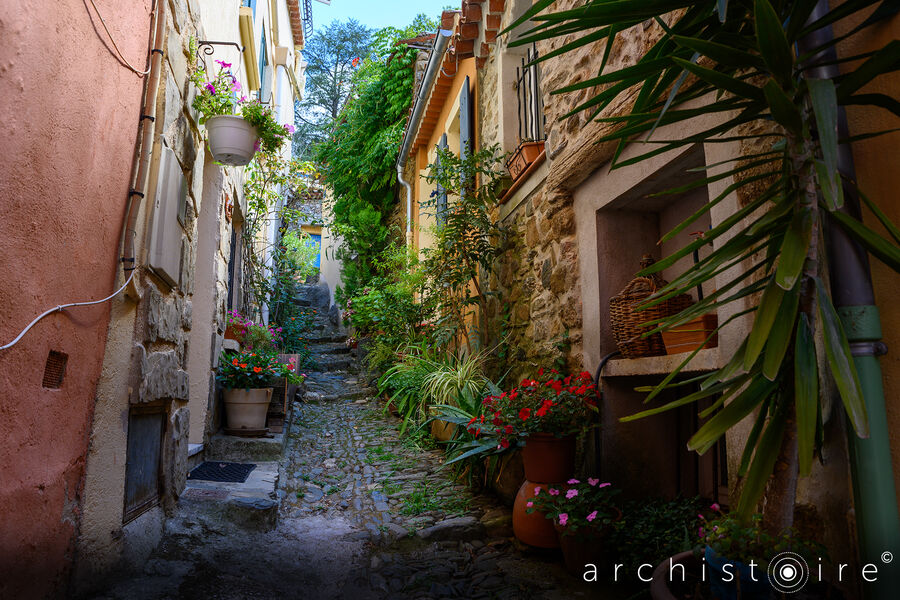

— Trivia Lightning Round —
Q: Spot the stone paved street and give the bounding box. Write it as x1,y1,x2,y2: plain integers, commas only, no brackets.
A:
89,313,606,600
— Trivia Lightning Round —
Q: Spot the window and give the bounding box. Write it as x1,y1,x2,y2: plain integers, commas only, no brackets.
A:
435,134,448,225
258,28,269,102
515,44,545,144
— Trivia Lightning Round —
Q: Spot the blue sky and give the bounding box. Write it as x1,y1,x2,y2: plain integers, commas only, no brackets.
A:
309,0,451,31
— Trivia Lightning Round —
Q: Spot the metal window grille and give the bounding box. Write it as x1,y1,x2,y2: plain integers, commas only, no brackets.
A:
515,44,546,143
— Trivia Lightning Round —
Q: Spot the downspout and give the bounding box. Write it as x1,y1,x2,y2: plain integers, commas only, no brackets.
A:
396,28,453,247
121,0,167,271
799,3,900,597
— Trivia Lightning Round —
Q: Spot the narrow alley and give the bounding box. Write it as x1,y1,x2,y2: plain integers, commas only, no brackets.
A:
4,1,900,599
90,286,591,600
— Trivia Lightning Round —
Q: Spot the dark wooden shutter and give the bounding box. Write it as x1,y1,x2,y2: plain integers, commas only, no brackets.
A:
123,406,165,522
459,75,474,192
436,134,448,225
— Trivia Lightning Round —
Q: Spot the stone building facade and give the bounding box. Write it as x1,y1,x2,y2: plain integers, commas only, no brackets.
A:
402,1,900,588
0,0,305,595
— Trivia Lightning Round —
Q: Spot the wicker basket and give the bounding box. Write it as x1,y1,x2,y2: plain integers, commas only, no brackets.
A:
610,257,694,358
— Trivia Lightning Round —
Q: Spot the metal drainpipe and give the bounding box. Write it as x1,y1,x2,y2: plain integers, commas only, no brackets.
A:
121,0,167,270
799,3,900,596
396,28,454,248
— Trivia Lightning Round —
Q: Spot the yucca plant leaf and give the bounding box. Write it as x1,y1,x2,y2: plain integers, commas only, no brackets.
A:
831,209,900,272
736,399,788,518
763,78,802,134
501,0,557,35
859,188,900,245
775,206,813,290
843,93,900,119
744,279,786,369
795,313,819,476
672,57,766,103
689,377,778,454
621,374,752,422
836,40,900,100
738,399,772,477
754,0,793,86
809,78,842,208
816,278,868,437
762,283,800,380
716,0,729,23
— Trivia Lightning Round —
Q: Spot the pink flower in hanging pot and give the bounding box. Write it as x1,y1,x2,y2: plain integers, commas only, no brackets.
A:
588,478,599,486
566,489,578,499
586,511,598,522
558,513,568,526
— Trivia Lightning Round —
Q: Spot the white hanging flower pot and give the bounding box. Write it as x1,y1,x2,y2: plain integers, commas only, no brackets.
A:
205,115,259,166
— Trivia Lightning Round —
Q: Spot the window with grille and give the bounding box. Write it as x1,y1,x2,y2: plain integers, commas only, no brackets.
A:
515,44,546,144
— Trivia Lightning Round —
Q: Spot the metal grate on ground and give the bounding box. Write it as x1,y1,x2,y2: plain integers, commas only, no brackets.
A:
188,461,256,483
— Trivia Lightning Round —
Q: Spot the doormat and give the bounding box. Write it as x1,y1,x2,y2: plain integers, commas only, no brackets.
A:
188,461,256,483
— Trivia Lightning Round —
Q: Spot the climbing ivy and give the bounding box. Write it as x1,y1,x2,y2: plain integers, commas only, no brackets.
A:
316,15,438,301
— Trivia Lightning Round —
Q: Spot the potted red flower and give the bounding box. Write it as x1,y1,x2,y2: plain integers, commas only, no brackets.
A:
216,350,303,434
480,369,599,547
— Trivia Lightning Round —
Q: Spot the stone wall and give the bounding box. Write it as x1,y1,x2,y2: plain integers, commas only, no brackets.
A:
75,0,216,587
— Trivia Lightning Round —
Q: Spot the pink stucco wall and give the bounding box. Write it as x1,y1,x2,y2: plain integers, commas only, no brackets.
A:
0,0,152,596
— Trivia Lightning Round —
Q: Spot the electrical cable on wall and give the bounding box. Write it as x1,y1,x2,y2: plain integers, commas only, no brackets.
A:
0,270,135,351
87,0,153,75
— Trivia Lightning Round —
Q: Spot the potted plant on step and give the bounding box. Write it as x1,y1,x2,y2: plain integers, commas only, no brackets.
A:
482,369,599,548
217,349,302,434
191,59,293,166
528,478,620,575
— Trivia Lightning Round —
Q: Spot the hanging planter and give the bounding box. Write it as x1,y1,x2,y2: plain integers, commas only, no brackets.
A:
191,58,292,167
205,115,259,166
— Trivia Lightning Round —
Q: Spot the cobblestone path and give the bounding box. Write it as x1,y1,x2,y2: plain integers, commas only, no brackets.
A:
89,296,598,599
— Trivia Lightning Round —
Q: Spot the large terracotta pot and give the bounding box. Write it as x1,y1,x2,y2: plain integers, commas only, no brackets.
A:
521,433,576,482
206,115,258,166
223,388,272,430
224,322,241,341
513,480,558,548
512,433,577,548
430,419,456,442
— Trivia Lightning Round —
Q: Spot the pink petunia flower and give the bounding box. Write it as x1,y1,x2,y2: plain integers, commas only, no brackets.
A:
526,501,533,508
533,487,541,496
711,503,721,511
567,479,580,485
586,511,598,522
549,488,560,496
566,489,578,499
558,513,568,526
597,482,611,488
588,478,600,486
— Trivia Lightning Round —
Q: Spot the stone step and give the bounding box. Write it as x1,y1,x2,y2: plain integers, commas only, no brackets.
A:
180,461,280,532
309,342,351,355
206,432,286,463
303,387,373,402
293,282,331,309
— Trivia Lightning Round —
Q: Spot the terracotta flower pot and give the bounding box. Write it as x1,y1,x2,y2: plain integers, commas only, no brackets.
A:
223,387,272,430
512,434,577,548
430,418,456,442
206,115,258,166
513,480,559,548
521,433,576,482
224,322,241,341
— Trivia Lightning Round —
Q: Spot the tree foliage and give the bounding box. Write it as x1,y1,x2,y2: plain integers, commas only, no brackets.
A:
293,19,373,158
317,14,439,301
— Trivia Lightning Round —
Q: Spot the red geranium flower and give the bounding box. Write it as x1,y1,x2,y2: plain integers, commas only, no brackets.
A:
519,408,531,421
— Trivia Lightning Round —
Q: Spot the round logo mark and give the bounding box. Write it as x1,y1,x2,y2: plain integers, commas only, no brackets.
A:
768,552,809,594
